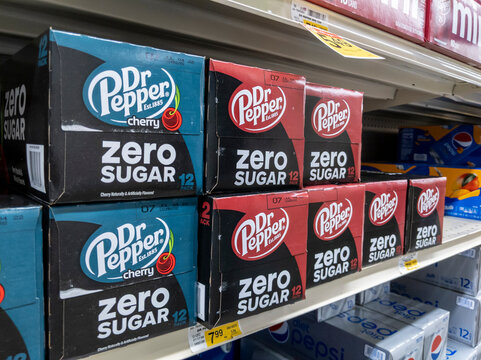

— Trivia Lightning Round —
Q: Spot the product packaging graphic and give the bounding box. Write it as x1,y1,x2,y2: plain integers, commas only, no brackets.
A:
205,59,306,194
398,125,481,166
306,184,364,288
313,294,355,322
362,174,407,267
303,83,362,186
410,247,481,297
364,293,449,360
392,277,481,347
446,339,481,360
0,195,43,360
426,0,481,68
0,29,205,204
197,190,308,328
254,308,424,360
306,0,426,42
48,197,197,359
356,282,391,305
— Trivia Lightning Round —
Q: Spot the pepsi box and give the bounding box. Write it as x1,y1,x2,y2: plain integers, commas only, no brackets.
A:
356,282,391,305
197,190,308,328
306,183,364,288
0,195,43,360
205,59,305,194
313,294,356,322
446,339,480,360
362,174,407,267
47,197,197,359
304,83,363,186
0,29,205,204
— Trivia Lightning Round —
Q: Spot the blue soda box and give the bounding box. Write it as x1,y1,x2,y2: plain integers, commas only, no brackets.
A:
253,308,423,360
0,29,204,204
0,195,43,360
398,125,481,166
47,197,197,359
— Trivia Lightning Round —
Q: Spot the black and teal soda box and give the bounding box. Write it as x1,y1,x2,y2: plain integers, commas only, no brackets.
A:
47,197,197,359
0,195,44,360
0,29,204,204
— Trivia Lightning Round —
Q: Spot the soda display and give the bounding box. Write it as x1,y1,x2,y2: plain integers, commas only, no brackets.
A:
446,339,481,360
426,0,481,67
306,0,426,42
0,195,43,360
306,184,364,288
392,277,481,347
362,175,407,266
313,294,356,322
364,293,449,360
253,307,424,360
197,190,308,328
398,125,481,166
47,197,197,359
0,29,205,204
303,83,362,186
410,247,481,296
205,59,305,194
356,282,391,305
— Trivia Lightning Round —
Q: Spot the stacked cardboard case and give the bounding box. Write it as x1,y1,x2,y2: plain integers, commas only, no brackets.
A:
0,29,204,359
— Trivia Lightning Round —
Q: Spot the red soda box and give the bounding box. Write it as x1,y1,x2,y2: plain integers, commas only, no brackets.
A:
307,184,365,288
197,190,308,328
307,0,426,43
304,83,362,186
426,0,481,67
205,60,306,194
362,174,407,267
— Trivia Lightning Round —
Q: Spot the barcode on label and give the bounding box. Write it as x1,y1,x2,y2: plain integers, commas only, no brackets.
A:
197,282,206,321
26,144,46,193
308,9,327,21
457,296,475,310
364,345,386,360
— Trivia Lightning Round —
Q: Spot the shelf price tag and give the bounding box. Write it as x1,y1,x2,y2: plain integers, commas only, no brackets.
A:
188,321,242,353
399,252,420,274
302,24,384,59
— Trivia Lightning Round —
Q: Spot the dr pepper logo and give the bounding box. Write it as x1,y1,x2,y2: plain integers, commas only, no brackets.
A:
83,65,178,128
232,209,289,260
80,218,171,283
314,199,352,240
312,99,350,138
369,191,398,226
417,187,439,218
229,84,286,133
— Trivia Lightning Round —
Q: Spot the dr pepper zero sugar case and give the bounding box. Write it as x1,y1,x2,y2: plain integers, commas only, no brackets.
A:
205,59,306,194
0,29,205,204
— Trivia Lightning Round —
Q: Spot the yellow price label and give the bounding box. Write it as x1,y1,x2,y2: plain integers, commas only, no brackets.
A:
303,24,383,59
404,259,419,271
302,19,328,31
204,321,242,347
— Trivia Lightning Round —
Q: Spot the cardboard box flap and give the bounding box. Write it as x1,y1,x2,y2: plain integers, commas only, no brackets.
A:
209,59,305,140
49,197,197,300
0,197,42,310
50,29,205,135
212,190,308,273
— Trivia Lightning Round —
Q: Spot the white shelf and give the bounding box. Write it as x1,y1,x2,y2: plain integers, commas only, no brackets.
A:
86,216,481,360
1,0,481,110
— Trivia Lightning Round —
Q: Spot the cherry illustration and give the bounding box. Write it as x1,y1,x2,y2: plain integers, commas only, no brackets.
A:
156,253,176,275
162,108,182,131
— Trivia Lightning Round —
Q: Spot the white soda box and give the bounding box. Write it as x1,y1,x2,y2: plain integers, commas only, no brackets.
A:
364,293,449,360
356,282,391,305
410,247,481,296
446,339,480,360
392,277,481,347
313,295,356,322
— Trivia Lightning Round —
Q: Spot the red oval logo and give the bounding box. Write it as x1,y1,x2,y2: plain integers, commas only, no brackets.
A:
417,187,439,217
232,208,289,260
311,99,350,138
228,84,286,133
314,199,352,240
369,191,398,226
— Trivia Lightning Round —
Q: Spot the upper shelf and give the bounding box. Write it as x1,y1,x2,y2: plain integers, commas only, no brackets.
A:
2,0,481,111
86,216,481,360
